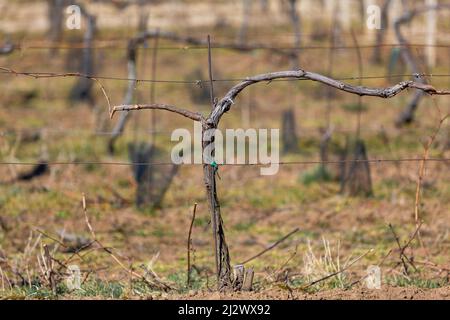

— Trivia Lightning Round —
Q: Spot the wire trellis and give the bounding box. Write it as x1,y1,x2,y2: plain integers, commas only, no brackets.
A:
2,68,450,85
0,158,448,167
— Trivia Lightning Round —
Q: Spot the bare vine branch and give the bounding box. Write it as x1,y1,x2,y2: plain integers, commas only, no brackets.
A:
111,68,450,126
208,69,450,125
111,104,204,122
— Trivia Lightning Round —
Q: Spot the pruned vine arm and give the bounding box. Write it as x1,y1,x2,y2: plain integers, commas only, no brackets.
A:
208,69,450,125
111,103,204,122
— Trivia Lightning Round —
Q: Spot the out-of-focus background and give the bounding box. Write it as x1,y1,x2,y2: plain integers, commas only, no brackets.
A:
0,0,449,299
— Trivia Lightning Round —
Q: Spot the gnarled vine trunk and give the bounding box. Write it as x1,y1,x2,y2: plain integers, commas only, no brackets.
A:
202,122,232,290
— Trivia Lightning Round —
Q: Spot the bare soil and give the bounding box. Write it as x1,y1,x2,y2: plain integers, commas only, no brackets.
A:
168,286,450,300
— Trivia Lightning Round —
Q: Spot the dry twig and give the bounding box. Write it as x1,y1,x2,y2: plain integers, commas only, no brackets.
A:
187,203,197,288
81,193,173,290
240,228,300,265
300,248,373,290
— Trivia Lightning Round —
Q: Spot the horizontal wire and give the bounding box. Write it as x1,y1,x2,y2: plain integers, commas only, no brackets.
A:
2,68,450,84
10,43,450,51
0,129,157,136
0,126,416,137
0,158,448,167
